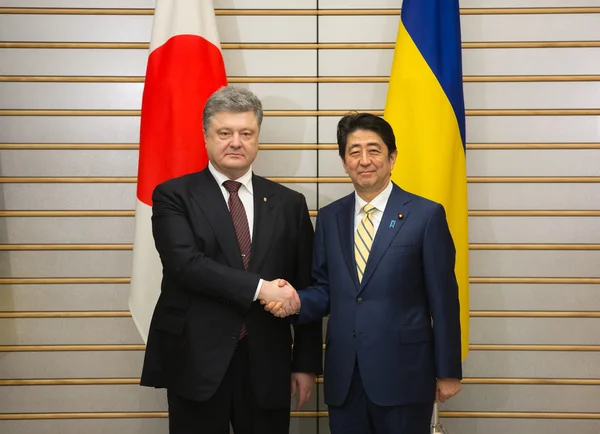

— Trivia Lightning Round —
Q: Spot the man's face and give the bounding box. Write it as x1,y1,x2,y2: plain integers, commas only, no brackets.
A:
205,111,260,179
341,128,397,195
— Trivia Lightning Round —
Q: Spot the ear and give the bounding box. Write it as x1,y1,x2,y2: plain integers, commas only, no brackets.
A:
340,156,349,175
389,150,398,169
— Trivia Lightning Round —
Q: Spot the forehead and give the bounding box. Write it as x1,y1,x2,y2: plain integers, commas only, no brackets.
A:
210,111,258,129
346,129,385,148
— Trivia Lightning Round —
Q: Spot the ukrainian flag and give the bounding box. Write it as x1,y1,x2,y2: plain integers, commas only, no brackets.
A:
384,0,469,359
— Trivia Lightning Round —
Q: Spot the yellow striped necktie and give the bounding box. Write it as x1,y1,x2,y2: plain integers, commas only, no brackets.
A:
355,203,377,283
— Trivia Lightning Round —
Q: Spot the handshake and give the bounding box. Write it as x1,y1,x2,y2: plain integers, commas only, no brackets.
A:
258,279,300,318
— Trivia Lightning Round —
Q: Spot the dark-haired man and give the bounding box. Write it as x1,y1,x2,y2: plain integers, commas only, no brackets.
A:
265,113,462,434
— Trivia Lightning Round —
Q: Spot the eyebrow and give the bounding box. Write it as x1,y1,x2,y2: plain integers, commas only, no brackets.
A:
217,128,254,133
348,142,382,149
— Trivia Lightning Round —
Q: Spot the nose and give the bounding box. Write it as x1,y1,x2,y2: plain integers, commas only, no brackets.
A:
230,133,242,147
359,150,371,166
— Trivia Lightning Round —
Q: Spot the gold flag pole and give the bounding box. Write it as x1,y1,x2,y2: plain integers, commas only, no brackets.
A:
431,402,448,434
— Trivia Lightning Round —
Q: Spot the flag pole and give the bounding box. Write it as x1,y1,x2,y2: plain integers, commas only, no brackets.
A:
431,402,448,434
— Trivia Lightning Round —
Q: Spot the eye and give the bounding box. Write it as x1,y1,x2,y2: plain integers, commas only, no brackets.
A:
218,131,231,138
242,132,252,138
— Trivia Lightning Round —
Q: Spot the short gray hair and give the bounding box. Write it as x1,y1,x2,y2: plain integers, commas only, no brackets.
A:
203,86,263,132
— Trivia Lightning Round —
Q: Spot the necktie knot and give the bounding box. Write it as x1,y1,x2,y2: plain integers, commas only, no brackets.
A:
362,204,376,215
223,180,242,193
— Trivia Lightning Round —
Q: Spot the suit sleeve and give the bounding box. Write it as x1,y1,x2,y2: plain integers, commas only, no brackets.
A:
150,182,259,313
291,196,324,375
295,212,331,325
422,204,463,380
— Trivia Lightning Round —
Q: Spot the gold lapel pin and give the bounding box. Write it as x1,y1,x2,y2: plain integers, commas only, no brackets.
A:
264,197,267,202
398,213,404,219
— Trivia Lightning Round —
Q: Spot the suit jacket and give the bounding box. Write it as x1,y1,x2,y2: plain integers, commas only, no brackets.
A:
140,168,323,409
296,182,462,407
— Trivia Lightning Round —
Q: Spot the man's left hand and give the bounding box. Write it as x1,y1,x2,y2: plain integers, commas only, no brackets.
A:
435,378,461,403
291,372,316,411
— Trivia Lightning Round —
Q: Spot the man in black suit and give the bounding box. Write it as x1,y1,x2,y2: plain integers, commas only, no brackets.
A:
140,86,323,434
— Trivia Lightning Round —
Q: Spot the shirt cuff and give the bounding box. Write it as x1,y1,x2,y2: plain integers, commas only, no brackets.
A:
253,279,263,301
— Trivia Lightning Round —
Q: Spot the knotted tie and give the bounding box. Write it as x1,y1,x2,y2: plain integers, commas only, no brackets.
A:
354,204,376,283
223,180,251,339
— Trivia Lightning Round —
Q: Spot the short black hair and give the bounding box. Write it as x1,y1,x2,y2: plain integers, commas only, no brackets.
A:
336,112,397,159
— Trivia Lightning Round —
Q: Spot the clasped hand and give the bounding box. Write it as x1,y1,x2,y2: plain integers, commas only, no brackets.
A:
258,279,299,318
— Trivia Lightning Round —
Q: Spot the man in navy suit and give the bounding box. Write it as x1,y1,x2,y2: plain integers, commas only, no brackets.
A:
265,113,462,433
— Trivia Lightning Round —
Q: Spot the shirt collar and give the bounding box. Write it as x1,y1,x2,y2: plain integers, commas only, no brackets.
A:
354,180,393,216
208,161,254,195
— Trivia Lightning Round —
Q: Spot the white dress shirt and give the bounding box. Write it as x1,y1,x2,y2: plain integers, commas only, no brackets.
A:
354,180,394,237
208,162,262,300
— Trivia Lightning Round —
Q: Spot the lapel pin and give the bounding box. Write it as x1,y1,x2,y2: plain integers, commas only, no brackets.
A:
264,197,267,202
389,220,396,228
398,213,404,220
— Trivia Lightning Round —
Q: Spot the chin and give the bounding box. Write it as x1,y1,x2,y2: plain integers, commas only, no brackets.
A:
223,159,246,167
357,182,374,190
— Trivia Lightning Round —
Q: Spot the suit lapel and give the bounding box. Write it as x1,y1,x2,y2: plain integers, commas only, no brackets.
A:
189,169,245,270
359,184,412,291
248,175,276,273
336,194,360,290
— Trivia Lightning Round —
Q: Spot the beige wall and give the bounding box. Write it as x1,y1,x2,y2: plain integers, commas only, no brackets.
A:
1,0,600,433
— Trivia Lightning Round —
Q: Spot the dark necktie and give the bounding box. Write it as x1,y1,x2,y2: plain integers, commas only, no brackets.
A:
223,180,251,340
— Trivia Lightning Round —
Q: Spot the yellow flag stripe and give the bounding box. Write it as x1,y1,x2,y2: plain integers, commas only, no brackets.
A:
384,21,470,360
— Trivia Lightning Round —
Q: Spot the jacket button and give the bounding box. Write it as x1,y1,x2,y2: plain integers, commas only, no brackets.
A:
356,297,363,304
231,333,238,340
352,331,356,337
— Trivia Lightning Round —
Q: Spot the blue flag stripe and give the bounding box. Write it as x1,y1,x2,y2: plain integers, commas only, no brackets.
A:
401,0,466,149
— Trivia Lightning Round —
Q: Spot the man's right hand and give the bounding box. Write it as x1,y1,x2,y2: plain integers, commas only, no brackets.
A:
258,279,299,317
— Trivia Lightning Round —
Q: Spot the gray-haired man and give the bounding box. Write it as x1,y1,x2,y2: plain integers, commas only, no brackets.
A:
140,86,323,434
